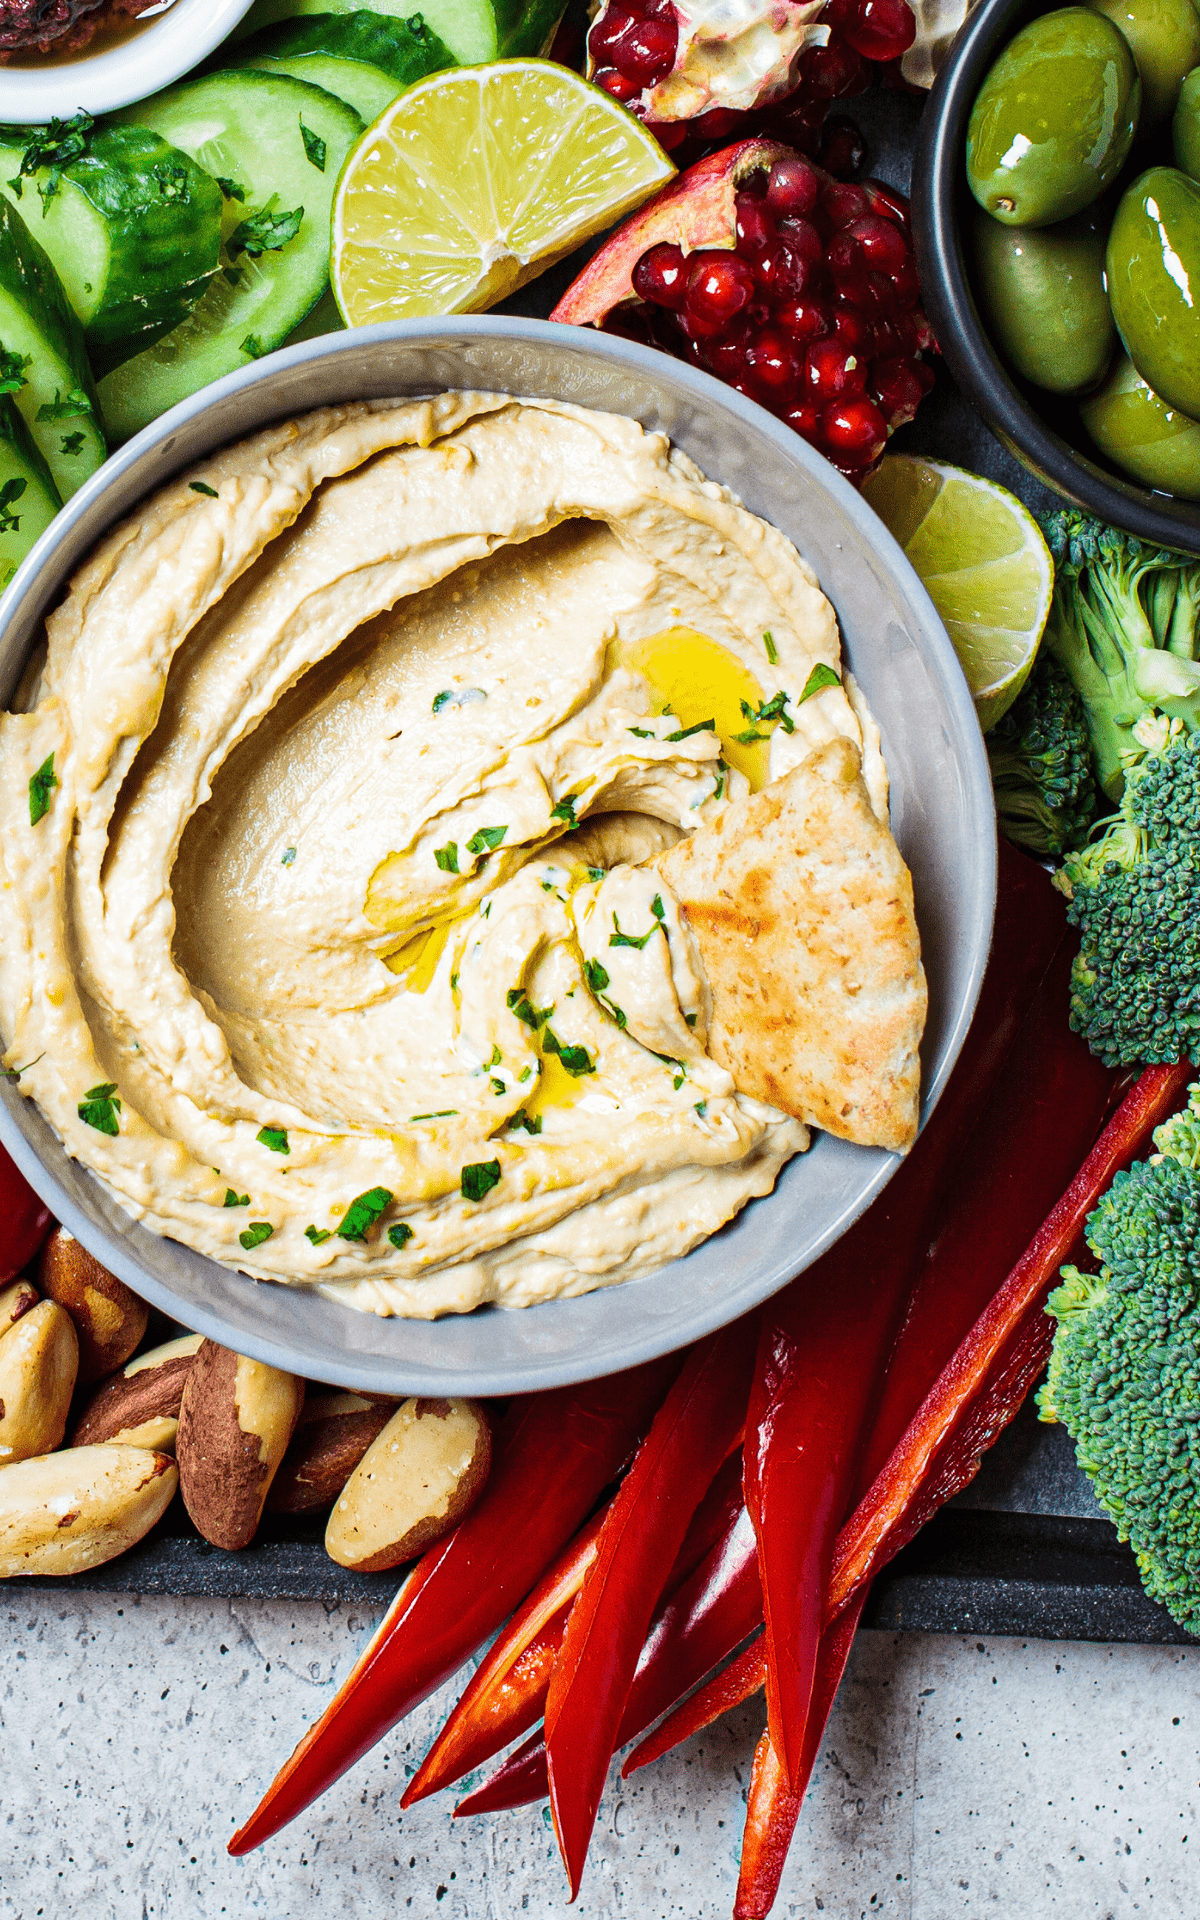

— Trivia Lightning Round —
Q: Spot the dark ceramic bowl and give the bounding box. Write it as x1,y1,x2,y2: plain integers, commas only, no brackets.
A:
910,0,1200,555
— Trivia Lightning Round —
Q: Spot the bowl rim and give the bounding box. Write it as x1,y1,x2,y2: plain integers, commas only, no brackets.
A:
0,0,257,121
0,315,996,1394
910,0,1200,556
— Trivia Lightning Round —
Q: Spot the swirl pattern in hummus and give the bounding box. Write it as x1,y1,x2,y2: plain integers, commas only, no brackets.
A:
0,395,914,1317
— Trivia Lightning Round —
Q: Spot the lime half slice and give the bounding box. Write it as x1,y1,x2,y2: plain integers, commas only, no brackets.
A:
862,455,1054,732
331,61,675,327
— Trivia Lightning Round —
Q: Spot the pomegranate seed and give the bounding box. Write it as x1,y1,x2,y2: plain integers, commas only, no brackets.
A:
766,155,822,221
735,192,774,257
691,106,749,141
783,401,825,442
834,305,874,353
740,167,769,200
801,38,864,100
589,4,631,60
773,215,823,265
870,357,925,427
685,250,755,332
745,327,803,400
871,317,904,358
633,241,688,309
845,214,908,274
605,11,679,86
822,395,888,464
705,325,755,381
826,230,861,280
806,337,868,400
755,238,818,299
644,116,688,149
862,179,911,232
595,67,641,102
777,297,832,343
823,181,871,227
817,114,867,178
885,255,922,310
845,0,916,63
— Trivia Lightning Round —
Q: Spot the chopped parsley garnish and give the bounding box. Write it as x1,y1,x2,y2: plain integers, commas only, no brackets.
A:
734,728,768,745
0,349,30,395
0,475,25,537
650,894,665,922
223,1189,250,1208
610,911,657,951
587,867,605,882
434,841,459,874
685,1011,698,1028
153,162,190,203
763,631,778,665
798,662,841,703
584,957,610,995
388,1222,414,1249
256,1124,290,1155
466,825,507,856
507,988,551,1029
713,762,727,802
215,175,247,202
78,1082,120,1135
491,1076,506,1095
541,1028,595,1076
240,334,266,360
282,847,296,866
518,1066,533,1083
28,751,57,825
305,1224,331,1244
738,691,795,741
2,1054,42,1084
626,725,656,739
488,1044,502,1066
189,481,219,499
410,1109,457,1121
461,1158,501,1202
35,388,91,421
431,689,456,713
695,1099,708,1117
510,1107,542,1134
299,118,327,172
229,200,304,259
664,717,714,743
12,111,94,214
432,686,486,713
550,796,577,826
239,1222,274,1251
336,1185,393,1241
60,431,85,457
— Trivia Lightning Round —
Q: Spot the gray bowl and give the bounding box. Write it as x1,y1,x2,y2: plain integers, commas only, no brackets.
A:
0,319,995,1396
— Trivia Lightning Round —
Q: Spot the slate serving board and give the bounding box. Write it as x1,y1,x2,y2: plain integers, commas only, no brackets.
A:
7,69,1187,1646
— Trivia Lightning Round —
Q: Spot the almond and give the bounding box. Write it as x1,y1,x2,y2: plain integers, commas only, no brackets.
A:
0,1445,177,1577
176,1341,304,1549
0,1278,38,1335
38,1227,149,1384
267,1392,399,1513
325,1397,491,1573
71,1332,204,1452
0,1299,79,1465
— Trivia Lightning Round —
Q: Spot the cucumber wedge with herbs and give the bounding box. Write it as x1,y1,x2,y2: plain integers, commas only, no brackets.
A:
0,199,105,499
0,389,62,591
236,11,456,123
0,124,221,357
100,72,361,444
234,0,568,65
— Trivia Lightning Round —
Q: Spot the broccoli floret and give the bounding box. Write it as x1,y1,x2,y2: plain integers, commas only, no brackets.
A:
1038,1104,1200,1635
988,654,1100,857
1043,512,1200,800
1055,725,1200,1067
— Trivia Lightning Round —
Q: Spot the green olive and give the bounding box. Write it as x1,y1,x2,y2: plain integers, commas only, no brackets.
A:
1173,64,1200,175
1107,164,1200,414
1079,347,1200,495
971,203,1116,393
1085,0,1200,126
967,7,1142,226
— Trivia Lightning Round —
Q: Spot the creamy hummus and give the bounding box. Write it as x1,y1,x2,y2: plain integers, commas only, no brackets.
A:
0,394,892,1317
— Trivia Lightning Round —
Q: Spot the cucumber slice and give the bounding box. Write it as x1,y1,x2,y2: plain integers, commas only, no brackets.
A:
0,126,221,354
100,73,362,445
0,393,62,591
0,199,105,500
234,0,568,65
236,11,455,123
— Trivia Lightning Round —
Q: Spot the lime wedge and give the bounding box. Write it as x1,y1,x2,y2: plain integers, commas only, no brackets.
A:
330,61,675,327
236,0,568,66
862,455,1054,732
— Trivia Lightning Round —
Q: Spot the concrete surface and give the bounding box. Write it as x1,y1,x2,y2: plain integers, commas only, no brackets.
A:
2,1597,1197,1918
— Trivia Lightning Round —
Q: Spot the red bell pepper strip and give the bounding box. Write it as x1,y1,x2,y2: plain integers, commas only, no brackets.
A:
625,1630,767,1776
227,1358,678,1855
453,1727,550,1818
734,1731,802,1920
544,1317,759,1898
405,1447,750,1806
